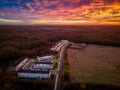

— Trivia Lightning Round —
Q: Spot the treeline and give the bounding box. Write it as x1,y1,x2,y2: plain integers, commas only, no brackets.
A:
0,40,53,64
0,25,120,65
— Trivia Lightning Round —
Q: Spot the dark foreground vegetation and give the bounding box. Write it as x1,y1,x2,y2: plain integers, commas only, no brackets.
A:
0,25,120,90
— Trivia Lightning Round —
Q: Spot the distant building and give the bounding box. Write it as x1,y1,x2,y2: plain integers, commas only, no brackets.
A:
50,40,69,51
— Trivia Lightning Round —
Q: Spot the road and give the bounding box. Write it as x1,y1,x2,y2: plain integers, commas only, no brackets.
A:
54,42,71,90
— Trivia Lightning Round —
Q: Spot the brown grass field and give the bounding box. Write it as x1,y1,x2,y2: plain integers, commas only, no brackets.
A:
67,44,120,87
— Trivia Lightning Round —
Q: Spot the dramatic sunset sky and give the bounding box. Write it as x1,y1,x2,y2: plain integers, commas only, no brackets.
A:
0,0,120,25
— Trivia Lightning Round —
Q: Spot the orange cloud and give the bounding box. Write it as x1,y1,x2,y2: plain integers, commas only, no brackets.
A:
0,0,120,25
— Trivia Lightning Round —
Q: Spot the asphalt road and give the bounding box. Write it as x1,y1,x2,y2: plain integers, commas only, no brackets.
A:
54,42,71,90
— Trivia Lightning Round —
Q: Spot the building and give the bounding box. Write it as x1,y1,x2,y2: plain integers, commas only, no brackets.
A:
15,57,29,71
11,40,69,79
32,62,53,71
11,55,54,79
18,70,50,79
37,55,54,62
50,40,68,51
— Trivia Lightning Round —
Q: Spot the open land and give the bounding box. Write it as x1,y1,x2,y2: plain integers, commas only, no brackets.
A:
67,44,120,87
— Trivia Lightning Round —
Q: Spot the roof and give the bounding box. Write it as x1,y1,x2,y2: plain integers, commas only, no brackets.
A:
34,62,53,64
13,57,26,67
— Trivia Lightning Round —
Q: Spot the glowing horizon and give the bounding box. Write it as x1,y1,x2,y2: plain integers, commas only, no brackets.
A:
0,0,120,25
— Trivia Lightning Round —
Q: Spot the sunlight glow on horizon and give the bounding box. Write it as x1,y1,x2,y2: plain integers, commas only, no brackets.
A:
0,18,23,25
0,18,120,25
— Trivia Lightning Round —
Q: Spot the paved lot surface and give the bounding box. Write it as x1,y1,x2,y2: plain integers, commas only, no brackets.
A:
67,45,120,86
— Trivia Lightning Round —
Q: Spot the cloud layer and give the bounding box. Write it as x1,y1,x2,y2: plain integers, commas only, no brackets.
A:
0,0,120,25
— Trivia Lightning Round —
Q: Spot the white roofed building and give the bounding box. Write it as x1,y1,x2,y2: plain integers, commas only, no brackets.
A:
37,55,54,62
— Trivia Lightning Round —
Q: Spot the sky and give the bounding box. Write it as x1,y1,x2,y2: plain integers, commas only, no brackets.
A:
0,0,120,25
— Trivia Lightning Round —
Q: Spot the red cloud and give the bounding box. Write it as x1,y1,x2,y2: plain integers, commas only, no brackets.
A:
0,0,120,25
26,3,35,12
34,0,40,6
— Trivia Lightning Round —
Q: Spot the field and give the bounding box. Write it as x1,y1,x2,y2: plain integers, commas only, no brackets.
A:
67,44,120,87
